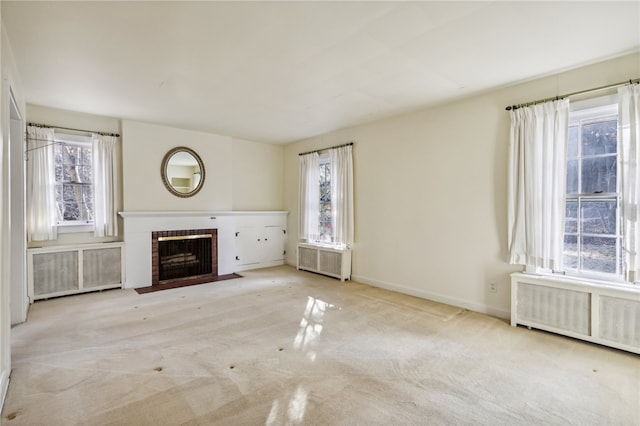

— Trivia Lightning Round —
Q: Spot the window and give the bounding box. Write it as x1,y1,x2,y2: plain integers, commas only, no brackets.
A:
27,126,119,241
509,86,639,285
53,135,94,226
564,102,622,278
299,144,353,247
318,156,332,242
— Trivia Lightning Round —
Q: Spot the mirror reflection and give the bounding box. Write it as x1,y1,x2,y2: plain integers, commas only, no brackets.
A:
161,147,205,197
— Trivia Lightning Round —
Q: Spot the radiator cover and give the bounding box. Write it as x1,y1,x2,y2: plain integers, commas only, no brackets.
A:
28,242,124,300
511,273,640,354
297,243,351,281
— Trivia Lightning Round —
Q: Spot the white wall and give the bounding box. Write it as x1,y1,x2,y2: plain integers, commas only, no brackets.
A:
232,138,283,210
27,104,121,136
122,120,233,211
122,121,284,213
283,52,640,319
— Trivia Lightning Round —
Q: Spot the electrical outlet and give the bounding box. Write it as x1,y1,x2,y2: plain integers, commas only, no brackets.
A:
489,283,498,293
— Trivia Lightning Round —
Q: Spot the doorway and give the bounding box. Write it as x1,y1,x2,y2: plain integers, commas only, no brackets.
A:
9,89,26,324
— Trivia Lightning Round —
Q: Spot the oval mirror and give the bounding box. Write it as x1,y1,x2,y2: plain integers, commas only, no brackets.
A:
161,146,205,198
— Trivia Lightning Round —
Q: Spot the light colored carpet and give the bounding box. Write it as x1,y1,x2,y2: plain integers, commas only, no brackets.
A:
2,265,639,425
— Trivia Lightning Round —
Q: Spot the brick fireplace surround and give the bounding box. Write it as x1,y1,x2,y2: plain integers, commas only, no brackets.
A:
151,228,218,286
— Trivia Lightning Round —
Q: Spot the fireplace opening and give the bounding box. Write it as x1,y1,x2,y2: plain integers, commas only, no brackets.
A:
152,228,218,286
159,234,212,281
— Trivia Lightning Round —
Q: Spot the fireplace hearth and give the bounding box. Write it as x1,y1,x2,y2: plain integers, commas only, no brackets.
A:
152,228,218,286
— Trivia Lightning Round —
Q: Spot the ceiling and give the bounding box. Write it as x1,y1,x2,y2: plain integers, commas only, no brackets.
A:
3,1,639,144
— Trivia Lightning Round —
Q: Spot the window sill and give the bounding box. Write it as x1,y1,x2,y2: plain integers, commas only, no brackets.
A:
518,270,638,291
57,223,93,234
299,241,349,251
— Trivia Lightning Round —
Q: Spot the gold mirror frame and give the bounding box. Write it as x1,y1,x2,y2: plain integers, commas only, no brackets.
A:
160,146,206,198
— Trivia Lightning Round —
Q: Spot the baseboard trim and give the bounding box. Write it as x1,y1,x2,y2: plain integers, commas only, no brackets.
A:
351,274,510,320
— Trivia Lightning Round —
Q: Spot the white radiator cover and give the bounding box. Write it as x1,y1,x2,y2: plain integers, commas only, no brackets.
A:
511,272,640,354
28,242,124,300
297,243,351,281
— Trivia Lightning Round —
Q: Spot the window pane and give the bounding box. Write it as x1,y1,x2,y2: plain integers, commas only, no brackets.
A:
54,141,94,224
83,186,93,221
81,147,92,165
63,145,81,165
55,165,63,183
320,183,330,202
581,236,617,274
78,165,92,183
319,163,330,184
581,120,617,156
563,234,578,270
63,165,80,182
581,156,616,194
567,125,579,158
580,200,616,235
319,223,332,242
318,161,332,242
63,201,80,221
62,183,76,202
54,185,63,204
54,185,64,221
565,200,578,233
565,107,621,278
62,184,83,220
566,159,578,194
54,143,63,164
320,203,332,223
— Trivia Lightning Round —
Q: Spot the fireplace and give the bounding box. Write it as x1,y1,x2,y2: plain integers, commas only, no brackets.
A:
151,228,218,286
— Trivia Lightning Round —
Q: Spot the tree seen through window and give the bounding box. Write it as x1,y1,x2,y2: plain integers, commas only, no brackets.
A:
564,109,621,276
54,141,94,223
319,160,332,242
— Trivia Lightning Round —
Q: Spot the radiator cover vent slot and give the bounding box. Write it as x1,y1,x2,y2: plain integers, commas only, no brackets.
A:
32,251,79,296
516,283,590,336
599,295,640,348
298,247,318,270
319,250,342,276
83,247,123,288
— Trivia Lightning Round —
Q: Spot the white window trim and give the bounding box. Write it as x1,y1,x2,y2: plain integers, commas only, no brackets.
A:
560,95,629,285
54,132,94,232
318,153,332,244
57,223,93,234
525,266,637,289
569,94,618,113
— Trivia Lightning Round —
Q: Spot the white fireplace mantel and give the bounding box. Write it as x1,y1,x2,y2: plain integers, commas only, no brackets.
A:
119,210,288,218
119,210,288,288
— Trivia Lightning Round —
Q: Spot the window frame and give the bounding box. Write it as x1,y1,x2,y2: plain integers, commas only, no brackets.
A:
563,100,624,282
318,154,332,243
53,133,94,232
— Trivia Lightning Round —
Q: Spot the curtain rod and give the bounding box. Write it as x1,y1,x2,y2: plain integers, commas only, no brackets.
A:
298,142,353,156
505,78,640,111
27,122,120,138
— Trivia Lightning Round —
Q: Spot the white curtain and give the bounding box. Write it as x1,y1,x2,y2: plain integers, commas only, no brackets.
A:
26,126,58,241
92,134,119,237
618,84,640,282
299,152,320,242
508,99,569,270
329,145,354,247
